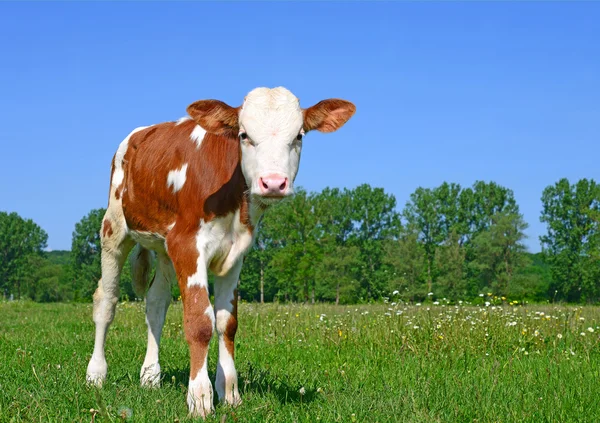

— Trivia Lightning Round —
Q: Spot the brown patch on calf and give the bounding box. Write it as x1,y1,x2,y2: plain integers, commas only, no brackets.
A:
187,100,240,137
224,289,238,357
182,285,213,380
102,219,113,238
119,119,249,237
166,220,202,288
167,226,215,380
238,192,253,231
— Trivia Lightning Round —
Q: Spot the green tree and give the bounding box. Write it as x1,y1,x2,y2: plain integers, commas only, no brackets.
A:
461,181,521,295
468,181,519,235
313,188,358,303
24,255,71,302
258,188,321,302
402,185,456,293
383,229,426,301
0,211,48,298
540,178,600,302
470,212,529,296
315,245,361,304
509,253,550,302
349,184,401,300
434,230,466,299
401,181,524,299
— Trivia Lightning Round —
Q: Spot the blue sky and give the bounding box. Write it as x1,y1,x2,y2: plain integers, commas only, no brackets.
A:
1,2,598,252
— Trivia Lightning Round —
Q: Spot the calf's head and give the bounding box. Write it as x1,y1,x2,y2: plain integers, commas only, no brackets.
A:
186,87,355,205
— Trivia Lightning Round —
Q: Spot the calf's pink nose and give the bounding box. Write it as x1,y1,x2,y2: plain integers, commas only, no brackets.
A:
259,175,288,196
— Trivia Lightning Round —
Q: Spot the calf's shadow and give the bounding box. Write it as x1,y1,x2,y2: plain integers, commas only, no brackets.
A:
163,362,317,406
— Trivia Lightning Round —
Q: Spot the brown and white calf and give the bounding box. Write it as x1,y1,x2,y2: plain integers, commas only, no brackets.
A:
85,87,355,417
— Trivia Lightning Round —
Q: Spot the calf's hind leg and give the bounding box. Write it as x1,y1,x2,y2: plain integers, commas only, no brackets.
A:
86,217,134,386
140,253,175,387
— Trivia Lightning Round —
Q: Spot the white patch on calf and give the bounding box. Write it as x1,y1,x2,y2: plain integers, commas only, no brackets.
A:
112,126,149,188
190,125,206,148
187,219,221,288
205,303,216,330
187,361,214,417
216,345,238,403
175,116,191,125
211,208,255,276
187,211,257,288
167,163,188,193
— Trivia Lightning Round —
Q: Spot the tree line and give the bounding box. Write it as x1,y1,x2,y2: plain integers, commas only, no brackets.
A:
1,178,599,304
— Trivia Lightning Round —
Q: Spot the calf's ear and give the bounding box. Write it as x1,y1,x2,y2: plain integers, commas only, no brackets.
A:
186,100,239,135
303,99,356,133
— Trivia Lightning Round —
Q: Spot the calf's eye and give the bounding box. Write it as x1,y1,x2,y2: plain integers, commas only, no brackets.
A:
296,133,303,141
239,133,248,140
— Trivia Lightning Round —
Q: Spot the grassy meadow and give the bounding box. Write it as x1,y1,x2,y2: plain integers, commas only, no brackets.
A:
1,298,600,422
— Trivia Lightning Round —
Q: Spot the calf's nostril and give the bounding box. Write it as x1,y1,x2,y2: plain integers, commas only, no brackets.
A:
261,179,269,190
279,181,286,191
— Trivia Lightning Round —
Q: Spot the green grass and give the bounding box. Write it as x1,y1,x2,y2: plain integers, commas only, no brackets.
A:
2,299,600,422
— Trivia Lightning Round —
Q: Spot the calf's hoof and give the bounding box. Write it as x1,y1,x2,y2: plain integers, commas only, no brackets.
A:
187,380,214,419
86,358,107,387
140,363,161,387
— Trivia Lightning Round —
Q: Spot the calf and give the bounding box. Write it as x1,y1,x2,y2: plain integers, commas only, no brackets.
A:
85,87,355,417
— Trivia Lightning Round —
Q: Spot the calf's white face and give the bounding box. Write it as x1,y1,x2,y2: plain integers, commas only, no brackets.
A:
238,87,304,203
186,86,356,205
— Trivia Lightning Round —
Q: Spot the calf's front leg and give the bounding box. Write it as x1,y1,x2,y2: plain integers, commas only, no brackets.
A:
168,230,215,418
183,284,214,417
214,260,242,406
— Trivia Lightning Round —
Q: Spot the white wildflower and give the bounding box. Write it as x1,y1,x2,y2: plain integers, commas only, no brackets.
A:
117,407,133,421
